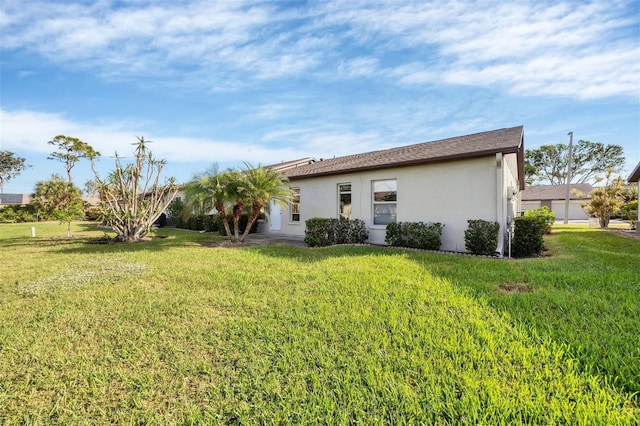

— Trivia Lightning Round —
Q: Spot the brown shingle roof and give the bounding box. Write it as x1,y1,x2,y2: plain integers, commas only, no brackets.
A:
283,126,525,188
265,157,316,173
628,162,640,183
521,184,592,201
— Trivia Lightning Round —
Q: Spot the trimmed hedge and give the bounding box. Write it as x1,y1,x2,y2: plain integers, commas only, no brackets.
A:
304,218,369,247
464,219,500,255
385,221,444,250
512,216,545,257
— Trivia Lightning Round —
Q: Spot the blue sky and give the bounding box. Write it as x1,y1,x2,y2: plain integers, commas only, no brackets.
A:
1,0,638,194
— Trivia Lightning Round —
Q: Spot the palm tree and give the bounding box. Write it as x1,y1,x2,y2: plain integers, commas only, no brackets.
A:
183,167,243,242
237,164,292,242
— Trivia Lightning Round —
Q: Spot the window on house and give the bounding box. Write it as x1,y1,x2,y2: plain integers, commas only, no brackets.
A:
290,187,300,222
338,183,352,219
372,179,397,225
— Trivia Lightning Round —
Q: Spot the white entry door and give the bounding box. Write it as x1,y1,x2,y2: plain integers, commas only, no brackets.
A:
269,201,281,231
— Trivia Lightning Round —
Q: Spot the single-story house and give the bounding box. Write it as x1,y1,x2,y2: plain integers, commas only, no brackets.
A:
628,162,640,235
521,184,592,220
268,126,525,255
0,193,32,207
0,194,100,208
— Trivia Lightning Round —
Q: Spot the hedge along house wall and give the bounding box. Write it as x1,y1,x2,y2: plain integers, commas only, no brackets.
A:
273,154,521,254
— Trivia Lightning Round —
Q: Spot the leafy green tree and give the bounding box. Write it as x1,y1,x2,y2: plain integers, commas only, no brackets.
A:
48,135,101,183
620,185,638,228
90,137,178,242
583,170,625,228
525,141,624,185
31,174,85,236
83,179,99,197
237,164,291,242
0,151,29,193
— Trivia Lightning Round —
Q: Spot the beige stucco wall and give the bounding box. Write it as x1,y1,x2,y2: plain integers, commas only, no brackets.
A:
277,154,519,253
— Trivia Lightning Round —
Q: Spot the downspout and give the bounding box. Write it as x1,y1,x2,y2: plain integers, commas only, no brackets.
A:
495,153,504,256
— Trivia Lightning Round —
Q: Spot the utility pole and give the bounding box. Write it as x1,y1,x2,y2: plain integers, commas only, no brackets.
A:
563,131,574,224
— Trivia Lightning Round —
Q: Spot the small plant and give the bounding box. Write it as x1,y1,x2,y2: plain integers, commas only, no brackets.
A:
166,198,186,227
464,219,500,255
385,221,444,250
524,206,555,234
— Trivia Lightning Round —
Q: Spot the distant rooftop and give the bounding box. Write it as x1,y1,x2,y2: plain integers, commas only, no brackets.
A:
628,162,640,183
0,193,31,205
521,184,592,201
265,157,316,173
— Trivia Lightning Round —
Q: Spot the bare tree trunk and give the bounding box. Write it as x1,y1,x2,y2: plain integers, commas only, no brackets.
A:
232,201,243,242
240,201,262,242
215,202,233,241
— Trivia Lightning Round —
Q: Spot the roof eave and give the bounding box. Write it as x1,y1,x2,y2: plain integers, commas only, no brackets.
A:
288,145,522,181
628,162,640,183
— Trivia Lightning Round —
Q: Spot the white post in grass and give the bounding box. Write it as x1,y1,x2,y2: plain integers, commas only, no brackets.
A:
31,226,36,237
563,131,574,224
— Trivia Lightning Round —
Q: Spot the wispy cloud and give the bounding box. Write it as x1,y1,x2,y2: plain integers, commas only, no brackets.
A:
2,0,637,98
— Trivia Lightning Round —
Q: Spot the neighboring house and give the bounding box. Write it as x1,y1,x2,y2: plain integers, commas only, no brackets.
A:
521,184,591,220
628,162,640,235
269,126,525,255
0,193,32,207
0,194,99,208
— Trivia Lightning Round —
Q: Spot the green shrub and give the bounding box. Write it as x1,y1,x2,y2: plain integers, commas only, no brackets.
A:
166,198,186,227
524,206,555,234
334,218,369,245
464,219,500,255
204,215,220,233
0,205,37,223
621,199,637,224
304,218,369,247
512,216,545,257
304,218,336,247
385,221,444,250
185,215,204,231
84,205,102,222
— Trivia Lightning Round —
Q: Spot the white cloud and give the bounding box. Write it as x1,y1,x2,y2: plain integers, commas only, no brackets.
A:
2,0,637,99
0,108,308,166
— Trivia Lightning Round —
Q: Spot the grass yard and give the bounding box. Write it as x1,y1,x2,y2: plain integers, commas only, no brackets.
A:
0,222,638,424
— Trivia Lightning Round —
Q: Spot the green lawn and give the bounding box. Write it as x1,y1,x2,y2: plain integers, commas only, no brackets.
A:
0,222,638,424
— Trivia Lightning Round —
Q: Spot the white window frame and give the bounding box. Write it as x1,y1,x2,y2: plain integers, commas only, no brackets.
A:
290,187,301,223
372,179,397,226
338,183,352,220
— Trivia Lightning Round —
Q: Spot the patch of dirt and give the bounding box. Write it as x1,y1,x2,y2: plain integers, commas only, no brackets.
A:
86,235,168,244
204,240,262,248
498,282,532,294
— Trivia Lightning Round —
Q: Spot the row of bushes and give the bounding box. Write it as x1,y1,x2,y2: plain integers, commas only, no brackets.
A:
0,205,37,223
0,204,102,223
172,213,259,236
304,218,369,247
305,208,550,257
